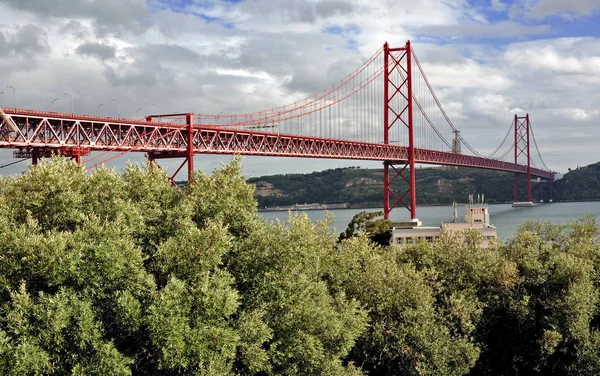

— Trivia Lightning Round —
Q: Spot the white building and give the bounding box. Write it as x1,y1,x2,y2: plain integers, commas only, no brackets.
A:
392,195,497,248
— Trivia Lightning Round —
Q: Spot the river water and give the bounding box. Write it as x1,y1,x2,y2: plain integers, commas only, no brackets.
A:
260,201,600,239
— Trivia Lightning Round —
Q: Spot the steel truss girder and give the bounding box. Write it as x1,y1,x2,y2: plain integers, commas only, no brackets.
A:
0,108,552,180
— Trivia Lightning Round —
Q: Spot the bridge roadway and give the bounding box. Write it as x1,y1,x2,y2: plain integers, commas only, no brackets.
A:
0,108,552,180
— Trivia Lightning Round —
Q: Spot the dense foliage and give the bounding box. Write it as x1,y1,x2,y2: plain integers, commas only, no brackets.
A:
339,211,392,247
1,157,600,375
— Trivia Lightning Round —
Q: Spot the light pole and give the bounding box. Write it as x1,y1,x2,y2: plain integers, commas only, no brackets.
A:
63,92,73,114
137,107,143,117
111,98,120,118
97,103,104,116
6,86,16,108
51,97,59,109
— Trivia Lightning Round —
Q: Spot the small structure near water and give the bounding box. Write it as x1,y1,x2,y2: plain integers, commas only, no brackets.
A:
512,201,534,207
392,194,498,248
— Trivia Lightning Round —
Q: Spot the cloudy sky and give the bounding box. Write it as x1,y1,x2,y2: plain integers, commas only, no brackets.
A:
1,0,599,178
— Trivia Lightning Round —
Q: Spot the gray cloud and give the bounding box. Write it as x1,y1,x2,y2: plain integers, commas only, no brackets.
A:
231,0,356,26
0,24,49,57
76,42,116,61
416,21,551,38
2,0,153,36
100,44,203,88
136,44,200,63
264,0,355,23
529,0,600,19
60,20,92,40
315,0,355,18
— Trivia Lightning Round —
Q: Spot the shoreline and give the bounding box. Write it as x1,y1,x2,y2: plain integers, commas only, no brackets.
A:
257,200,600,213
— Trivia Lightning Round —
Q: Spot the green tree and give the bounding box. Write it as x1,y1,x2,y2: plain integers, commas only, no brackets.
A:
3,157,600,376
186,156,258,237
328,235,480,376
0,159,246,375
229,214,367,375
339,211,392,246
470,217,600,375
0,158,367,375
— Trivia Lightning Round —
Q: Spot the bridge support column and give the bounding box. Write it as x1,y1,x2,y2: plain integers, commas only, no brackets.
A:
75,148,82,165
32,148,39,165
186,113,195,184
61,147,89,165
383,40,416,220
145,113,196,187
513,114,532,204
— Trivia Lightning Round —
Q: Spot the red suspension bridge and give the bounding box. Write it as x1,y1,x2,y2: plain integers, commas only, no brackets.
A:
0,41,553,219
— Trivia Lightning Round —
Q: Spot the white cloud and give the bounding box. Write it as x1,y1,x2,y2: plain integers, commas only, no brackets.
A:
554,108,599,121
491,0,508,12
503,38,600,87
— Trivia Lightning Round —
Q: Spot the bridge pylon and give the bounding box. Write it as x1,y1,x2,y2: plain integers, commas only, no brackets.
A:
146,112,196,186
383,41,416,220
513,114,532,204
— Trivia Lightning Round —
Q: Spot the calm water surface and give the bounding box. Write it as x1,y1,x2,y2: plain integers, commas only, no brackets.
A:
260,201,600,239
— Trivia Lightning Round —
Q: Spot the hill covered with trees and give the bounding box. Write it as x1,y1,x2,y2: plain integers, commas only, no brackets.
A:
553,161,600,201
249,161,600,208
249,166,528,208
1,158,600,375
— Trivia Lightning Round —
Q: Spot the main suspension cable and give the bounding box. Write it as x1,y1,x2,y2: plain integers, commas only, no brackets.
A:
484,120,514,159
529,120,550,171
411,50,486,157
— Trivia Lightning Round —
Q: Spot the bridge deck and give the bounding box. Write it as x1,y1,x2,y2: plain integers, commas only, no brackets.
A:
0,108,552,179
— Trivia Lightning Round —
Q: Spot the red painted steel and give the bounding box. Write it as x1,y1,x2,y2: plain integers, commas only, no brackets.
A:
514,114,533,202
383,41,418,220
406,40,416,219
514,114,518,202
527,114,531,202
187,113,195,183
144,113,196,184
0,108,552,181
383,42,390,219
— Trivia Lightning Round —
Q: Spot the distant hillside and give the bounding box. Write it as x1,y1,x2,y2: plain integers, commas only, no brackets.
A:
552,162,600,202
247,162,600,208
247,166,530,208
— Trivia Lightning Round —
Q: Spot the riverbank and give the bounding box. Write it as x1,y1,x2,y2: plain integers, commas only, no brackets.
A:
259,201,600,239
257,200,534,213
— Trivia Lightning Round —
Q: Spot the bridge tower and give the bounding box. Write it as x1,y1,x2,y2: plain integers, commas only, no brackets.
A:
383,41,416,220
513,114,532,204
146,112,196,185
452,130,462,154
